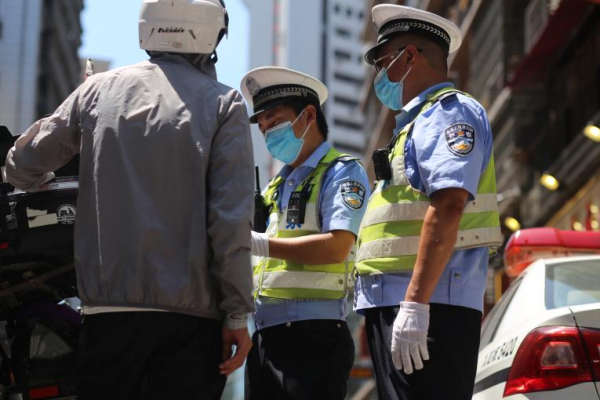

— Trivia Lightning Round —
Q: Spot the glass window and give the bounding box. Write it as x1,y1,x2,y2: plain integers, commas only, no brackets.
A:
546,259,600,309
333,72,364,86
334,50,351,61
335,28,351,38
333,95,359,108
480,277,523,350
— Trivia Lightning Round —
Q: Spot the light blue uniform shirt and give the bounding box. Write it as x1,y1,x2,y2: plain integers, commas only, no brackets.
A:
354,82,494,314
255,142,371,330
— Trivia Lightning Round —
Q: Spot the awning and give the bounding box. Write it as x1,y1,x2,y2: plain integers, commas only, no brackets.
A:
508,0,592,89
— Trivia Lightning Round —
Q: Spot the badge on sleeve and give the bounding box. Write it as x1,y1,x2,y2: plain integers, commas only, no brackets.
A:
340,181,366,210
445,123,475,156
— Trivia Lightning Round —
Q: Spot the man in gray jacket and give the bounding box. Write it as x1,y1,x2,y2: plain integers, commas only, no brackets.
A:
4,1,254,399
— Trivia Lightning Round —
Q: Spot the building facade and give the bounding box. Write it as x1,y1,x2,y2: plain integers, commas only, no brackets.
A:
0,0,84,135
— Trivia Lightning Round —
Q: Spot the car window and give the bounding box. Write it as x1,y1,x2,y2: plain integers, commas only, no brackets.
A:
546,259,600,309
480,277,523,350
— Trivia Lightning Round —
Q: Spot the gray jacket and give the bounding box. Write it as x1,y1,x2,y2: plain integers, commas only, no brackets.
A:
5,53,255,328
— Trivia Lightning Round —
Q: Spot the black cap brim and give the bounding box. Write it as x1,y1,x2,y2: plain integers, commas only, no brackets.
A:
249,97,296,124
364,37,392,65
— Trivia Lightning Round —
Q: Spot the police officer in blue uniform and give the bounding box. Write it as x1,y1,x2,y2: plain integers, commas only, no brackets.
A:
354,5,502,400
241,67,371,399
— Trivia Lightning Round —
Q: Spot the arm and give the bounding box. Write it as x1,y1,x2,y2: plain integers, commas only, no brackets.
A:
208,90,255,376
5,89,82,190
252,161,370,264
269,230,356,264
404,187,468,303
207,90,255,325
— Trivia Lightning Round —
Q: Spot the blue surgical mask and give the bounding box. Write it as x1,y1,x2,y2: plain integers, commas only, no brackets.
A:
265,108,312,165
374,49,412,111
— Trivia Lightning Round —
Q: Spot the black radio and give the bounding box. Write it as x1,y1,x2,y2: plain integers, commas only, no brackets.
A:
372,148,392,181
287,185,312,225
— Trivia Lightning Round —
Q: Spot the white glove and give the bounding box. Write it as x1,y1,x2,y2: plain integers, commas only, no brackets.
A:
251,231,269,258
391,301,430,375
41,172,56,185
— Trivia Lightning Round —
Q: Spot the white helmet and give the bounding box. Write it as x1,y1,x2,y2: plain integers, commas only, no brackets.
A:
139,0,229,54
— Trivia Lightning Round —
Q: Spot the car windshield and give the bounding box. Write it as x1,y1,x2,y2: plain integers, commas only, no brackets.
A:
546,259,600,309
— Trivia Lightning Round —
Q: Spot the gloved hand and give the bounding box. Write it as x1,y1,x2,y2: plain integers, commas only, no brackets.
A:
251,231,269,257
41,172,56,185
391,301,430,375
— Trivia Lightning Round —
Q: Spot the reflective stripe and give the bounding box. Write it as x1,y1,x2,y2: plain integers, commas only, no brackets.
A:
391,155,409,186
362,193,499,227
253,270,353,292
357,226,503,263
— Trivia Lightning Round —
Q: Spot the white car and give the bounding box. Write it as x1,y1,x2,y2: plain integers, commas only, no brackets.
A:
473,256,600,399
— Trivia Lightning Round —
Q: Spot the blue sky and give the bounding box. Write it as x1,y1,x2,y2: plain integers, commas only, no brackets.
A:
79,0,250,91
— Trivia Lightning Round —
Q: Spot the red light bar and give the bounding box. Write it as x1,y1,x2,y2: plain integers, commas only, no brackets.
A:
504,228,600,277
29,386,59,399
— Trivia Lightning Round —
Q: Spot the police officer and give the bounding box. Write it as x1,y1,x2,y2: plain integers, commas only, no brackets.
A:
5,1,254,399
241,67,370,399
354,5,503,400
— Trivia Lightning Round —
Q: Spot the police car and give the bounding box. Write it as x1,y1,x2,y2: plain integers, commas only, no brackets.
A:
473,228,600,399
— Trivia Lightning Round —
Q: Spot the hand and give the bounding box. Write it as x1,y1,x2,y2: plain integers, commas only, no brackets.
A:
219,326,252,376
391,301,430,375
40,172,56,186
251,231,269,257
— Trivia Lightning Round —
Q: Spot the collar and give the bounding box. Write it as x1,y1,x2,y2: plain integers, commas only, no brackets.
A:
278,142,331,178
395,82,454,130
149,52,217,80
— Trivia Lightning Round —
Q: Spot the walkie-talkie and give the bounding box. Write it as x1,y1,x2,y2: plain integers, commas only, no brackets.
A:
372,148,392,181
253,166,268,233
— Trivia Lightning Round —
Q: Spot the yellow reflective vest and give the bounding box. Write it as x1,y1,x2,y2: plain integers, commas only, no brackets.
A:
253,148,358,300
356,87,503,276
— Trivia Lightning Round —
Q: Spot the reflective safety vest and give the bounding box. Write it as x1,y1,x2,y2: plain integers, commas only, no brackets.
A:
253,148,357,300
356,87,503,276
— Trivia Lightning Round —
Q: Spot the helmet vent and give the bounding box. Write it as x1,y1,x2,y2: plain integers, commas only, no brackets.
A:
158,27,185,33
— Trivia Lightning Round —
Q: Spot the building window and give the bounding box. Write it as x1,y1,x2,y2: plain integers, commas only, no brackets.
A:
334,118,363,131
334,3,341,13
333,140,363,154
334,95,360,108
334,50,352,61
335,27,351,38
346,7,352,17
334,72,364,86
358,10,364,20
